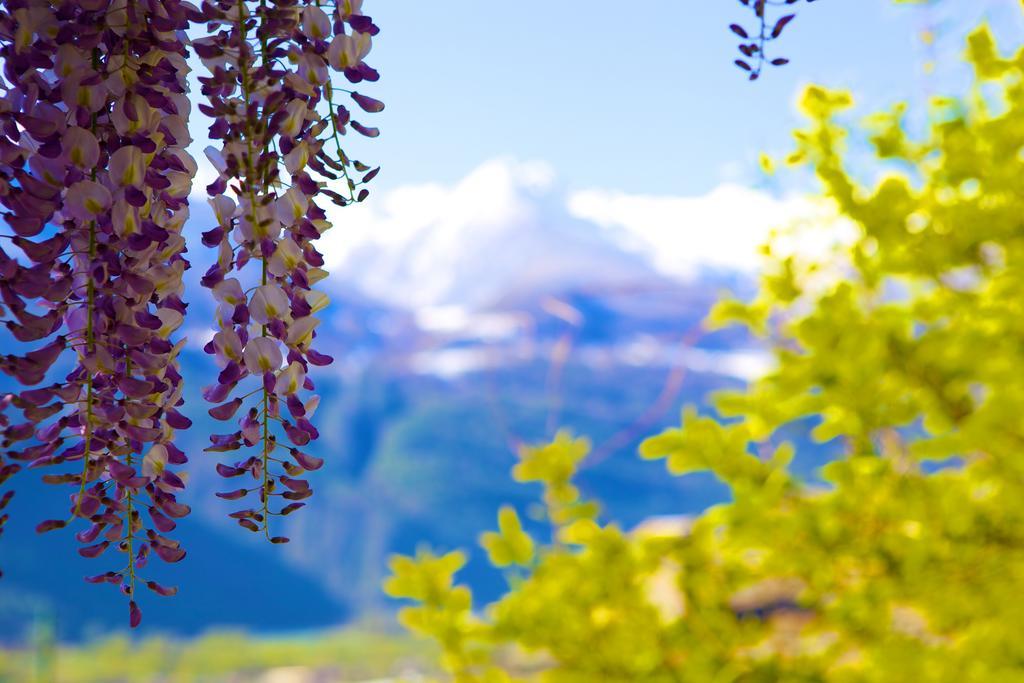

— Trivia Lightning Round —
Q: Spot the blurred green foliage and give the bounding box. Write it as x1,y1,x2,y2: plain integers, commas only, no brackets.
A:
0,627,435,682
385,18,1024,683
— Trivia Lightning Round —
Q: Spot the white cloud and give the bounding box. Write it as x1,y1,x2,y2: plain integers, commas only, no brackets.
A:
415,305,526,341
322,158,556,256
680,348,773,382
589,335,772,382
566,184,849,279
318,158,654,309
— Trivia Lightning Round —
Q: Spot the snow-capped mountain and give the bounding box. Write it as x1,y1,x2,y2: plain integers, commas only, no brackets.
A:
2,160,809,641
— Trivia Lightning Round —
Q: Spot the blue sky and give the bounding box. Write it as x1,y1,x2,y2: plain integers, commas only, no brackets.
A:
185,1,1024,308
187,1,1024,198
300,0,1022,196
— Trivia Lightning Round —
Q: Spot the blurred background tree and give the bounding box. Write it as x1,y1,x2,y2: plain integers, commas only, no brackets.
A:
387,13,1024,682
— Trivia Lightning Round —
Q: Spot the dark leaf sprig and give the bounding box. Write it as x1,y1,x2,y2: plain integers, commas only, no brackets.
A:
732,0,817,80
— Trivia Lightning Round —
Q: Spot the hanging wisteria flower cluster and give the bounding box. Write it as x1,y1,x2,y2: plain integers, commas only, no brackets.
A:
193,0,380,539
0,0,380,627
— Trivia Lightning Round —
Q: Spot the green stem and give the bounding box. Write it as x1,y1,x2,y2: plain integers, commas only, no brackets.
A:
124,354,136,597
72,222,96,520
324,79,357,203
238,0,273,539
317,0,356,202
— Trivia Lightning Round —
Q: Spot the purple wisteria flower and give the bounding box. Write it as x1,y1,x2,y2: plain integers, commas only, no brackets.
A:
194,0,382,541
0,0,198,625
0,0,381,627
